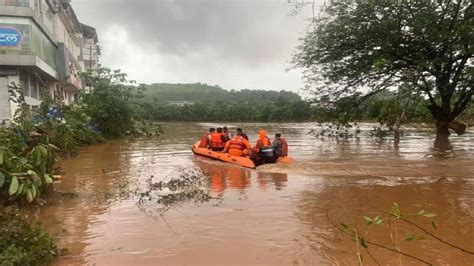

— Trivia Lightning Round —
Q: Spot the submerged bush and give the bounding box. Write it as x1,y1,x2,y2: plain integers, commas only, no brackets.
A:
0,207,57,265
81,68,147,138
8,84,104,156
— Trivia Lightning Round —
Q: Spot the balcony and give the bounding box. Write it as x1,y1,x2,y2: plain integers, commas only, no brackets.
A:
56,43,83,91
66,73,82,91
0,0,29,7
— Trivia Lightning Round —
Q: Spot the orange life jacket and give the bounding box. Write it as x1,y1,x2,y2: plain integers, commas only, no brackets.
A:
210,132,225,148
199,133,209,148
229,135,246,151
261,137,271,147
256,136,271,151
280,137,288,157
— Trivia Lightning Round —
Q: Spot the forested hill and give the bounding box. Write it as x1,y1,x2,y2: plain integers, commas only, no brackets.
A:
143,83,301,103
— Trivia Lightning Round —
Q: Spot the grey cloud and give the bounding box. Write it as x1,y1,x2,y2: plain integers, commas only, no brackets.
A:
74,0,305,64
71,0,311,90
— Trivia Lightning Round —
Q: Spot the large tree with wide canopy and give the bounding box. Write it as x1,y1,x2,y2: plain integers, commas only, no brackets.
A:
294,0,473,140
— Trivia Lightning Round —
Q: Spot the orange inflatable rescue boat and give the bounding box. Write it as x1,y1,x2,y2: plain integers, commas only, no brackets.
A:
191,142,295,169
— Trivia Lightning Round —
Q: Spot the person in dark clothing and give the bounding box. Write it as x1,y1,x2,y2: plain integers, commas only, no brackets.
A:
236,128,249,141
217,127,227,143
272,133,288,157
222,126,232,141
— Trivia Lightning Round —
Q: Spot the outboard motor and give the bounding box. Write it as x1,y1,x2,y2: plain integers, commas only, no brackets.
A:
260,146,277,163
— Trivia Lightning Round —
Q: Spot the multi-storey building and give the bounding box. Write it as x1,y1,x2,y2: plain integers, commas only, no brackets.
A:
0,0,100,124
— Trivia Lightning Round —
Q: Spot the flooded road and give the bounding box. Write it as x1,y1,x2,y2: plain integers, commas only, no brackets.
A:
32,123,474,265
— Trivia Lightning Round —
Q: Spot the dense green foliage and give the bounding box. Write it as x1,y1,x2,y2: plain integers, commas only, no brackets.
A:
294,0,473,138
81,68,149,138
35,99,103,155
0,135,57,204
136,89,465,123
0,207,57,265
0,87,59,204
136,80,470,124
136,83,307,122
137,101,312,122
143,83,301,104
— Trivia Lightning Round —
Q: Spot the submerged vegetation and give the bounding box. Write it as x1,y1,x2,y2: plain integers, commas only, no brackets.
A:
329,203,474,265
81,68,161,138
0,207,57,265
136,168,218,215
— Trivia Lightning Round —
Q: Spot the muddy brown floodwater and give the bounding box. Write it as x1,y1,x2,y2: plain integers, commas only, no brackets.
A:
30,123,474,265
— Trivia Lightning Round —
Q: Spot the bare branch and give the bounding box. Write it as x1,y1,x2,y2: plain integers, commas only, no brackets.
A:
400,217,474,255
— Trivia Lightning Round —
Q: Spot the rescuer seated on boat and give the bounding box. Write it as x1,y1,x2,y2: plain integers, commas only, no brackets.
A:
222,126,232,142
233,127,249,141
199,127,215,148
250,129,277,164
273,133,289,157
210,127,227,151
222,128,251,156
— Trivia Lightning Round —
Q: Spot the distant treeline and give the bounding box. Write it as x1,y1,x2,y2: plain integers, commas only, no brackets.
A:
142,83,301,104
134,84,472,123
136,101,312,122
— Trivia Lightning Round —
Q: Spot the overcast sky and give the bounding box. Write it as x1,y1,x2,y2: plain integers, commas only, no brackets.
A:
72,0,315,92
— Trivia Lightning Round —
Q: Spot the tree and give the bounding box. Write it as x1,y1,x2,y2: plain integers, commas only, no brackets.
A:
294,0,473,142
80,68,145,138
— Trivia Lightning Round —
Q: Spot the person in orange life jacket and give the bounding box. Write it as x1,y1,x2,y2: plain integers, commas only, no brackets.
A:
210,127,226,151
254,129,272,152
222,128,251,156
199,128,215,148
251,129,275,164
273,133,288,157
222,126,232,142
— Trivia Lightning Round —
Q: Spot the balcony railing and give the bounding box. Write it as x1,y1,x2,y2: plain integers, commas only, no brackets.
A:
0,0,29,7
67,74,82,91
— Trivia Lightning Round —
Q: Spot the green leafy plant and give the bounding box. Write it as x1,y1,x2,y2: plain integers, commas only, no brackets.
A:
329,203,474,265
0,143,57,203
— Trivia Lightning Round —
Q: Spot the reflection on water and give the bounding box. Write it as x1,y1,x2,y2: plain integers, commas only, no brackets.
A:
29,122,473,265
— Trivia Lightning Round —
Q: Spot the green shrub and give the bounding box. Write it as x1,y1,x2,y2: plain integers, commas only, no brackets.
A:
0,143,57,204
81,68,145,138
0,207,57,265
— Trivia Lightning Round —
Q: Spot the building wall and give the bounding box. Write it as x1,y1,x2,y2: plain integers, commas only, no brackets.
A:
82,38,99,70
0,76,10,122
0,0,99,121
0,16,57,71
54,14,79,57
31,0,55,36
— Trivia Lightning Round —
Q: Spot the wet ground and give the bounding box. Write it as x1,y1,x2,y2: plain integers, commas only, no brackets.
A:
31,123,474,265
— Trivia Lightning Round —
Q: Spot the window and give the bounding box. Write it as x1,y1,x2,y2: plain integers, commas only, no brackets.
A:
38,84,43,100
19,70,44,100
19,70,29,97
1,0,29,7
29,73,39,99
